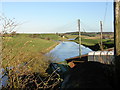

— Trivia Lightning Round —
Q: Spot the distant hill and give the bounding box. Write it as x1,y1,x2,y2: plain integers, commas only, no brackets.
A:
65,31,114,35
65,32,114,37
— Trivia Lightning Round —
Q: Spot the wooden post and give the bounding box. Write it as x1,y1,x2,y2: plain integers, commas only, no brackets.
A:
0,35,1,69
78,19,82,58
114,0,120,87
100,21,103,51
115,0,120,56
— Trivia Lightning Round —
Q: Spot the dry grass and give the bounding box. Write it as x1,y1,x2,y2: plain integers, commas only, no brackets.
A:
1,35,62,89
84,36,100,39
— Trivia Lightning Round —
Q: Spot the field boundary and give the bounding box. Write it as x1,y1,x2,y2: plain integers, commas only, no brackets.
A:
41,42,59,54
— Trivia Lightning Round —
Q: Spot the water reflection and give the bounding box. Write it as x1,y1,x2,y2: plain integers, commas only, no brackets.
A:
47,41,92,63
0,68,8,89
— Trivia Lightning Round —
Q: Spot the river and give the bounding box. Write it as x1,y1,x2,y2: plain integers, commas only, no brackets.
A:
46,41,92,63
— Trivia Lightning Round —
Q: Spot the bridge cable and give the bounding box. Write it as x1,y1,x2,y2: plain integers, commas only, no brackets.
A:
103,1,109,31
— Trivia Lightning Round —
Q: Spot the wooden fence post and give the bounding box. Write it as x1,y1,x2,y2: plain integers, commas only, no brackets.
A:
114,0,120,87
115,0,120,56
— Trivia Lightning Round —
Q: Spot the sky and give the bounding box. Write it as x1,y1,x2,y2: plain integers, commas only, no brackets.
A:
0,1,114,33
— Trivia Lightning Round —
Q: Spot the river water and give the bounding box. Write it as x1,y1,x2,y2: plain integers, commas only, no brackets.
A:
0,68,8,89
46,41,92,63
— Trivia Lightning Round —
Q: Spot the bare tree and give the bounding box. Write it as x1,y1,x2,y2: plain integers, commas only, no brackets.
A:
0,15,19,35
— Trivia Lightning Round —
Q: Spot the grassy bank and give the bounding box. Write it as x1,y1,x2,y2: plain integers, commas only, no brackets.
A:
65,34,114,51
74,37,114,51
74,36,113,45
2,34,62,88
2,34,58,71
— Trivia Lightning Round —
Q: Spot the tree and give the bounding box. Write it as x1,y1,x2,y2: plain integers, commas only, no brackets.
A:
0,15,19,35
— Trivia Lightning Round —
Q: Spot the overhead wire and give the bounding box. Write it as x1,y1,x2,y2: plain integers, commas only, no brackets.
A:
103,1,109,31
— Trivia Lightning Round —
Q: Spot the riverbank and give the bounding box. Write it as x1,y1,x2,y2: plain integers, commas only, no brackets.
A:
73,37,114,51
41,42,59,54
2,35,57,66
1,34,60,88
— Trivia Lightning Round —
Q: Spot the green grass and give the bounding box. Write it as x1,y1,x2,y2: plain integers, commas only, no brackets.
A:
13,33,62,40
103,39,114,44
74,37,113,46
73,37,114,51
65,35,78,39
39,34,61,40
2,34,58,75
4,35,56,52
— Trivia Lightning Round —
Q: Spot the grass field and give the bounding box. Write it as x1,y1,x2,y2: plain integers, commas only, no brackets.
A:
2,33,65,88
73,37,114,51
65,34,114,51
76,37,112,45
4,35,57,53
2,34,59,76
39,34,61,40
25,33,65,40
65,35,78,39
65,33,113,45
75,36,113,45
